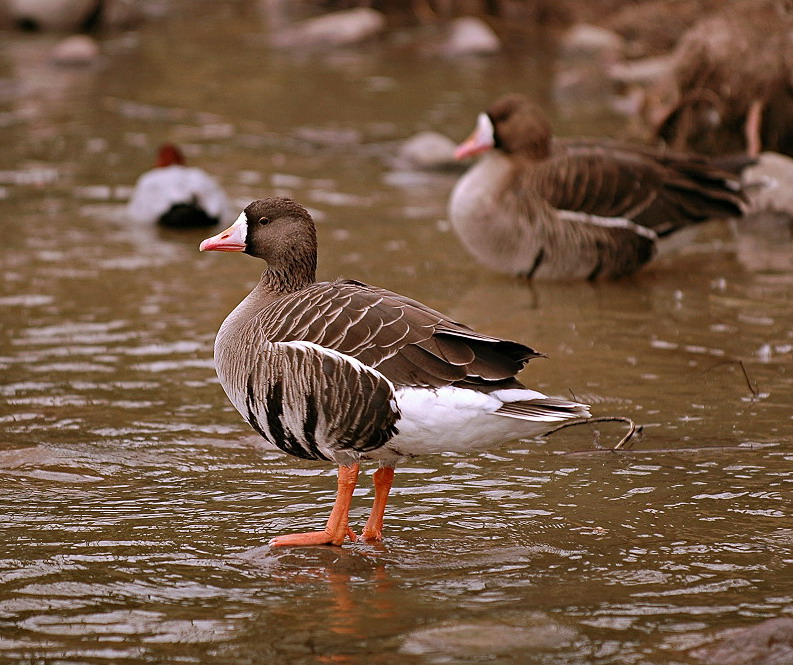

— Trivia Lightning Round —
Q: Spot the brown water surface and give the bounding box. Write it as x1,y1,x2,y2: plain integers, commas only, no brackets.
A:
1,4,792,664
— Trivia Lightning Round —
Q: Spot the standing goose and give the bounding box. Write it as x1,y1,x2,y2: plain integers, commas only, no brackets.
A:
449,94,746,280
127,143,231,228
200,197,590,547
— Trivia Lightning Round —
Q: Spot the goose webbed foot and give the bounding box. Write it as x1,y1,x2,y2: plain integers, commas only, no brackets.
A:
269,526,357,547
269,463,360,548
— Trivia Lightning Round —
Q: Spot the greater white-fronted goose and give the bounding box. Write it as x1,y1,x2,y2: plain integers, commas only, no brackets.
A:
449,94,746,280
127,144,230,228
654,0,793,158
200,197,590,547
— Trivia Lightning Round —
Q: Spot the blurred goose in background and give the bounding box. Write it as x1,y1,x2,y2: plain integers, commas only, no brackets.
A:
127,143,230,228
449,94,746,281
199,197,590,547
654,0,793,158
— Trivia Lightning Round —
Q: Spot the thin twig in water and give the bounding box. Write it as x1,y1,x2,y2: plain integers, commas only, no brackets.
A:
542,416,638,450
704,358,759,398
738,360,759,397
563,443,755,457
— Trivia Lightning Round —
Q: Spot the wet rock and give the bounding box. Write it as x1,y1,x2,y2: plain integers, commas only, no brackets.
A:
742,152,793,215
553,61,613,108
734,152,793,272
560,23,623,61
50,34,100,66
397,131,458,170
733,210,793,273
691,617,793,665
608,54,676,87
441,16,502,56
554,23,624,106
401,613,577,658
272,8,386,49
605,53,677,119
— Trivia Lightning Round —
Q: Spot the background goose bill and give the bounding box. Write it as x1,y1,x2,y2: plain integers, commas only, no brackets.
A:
454,112,496,159
199,212,247,252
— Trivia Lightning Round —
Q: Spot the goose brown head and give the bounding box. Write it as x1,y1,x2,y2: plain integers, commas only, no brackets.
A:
200,197,318,292
455,94,553,161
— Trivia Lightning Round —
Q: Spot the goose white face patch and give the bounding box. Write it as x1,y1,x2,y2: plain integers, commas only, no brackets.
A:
229,211,249,239
476,112,495,145
199,211,248,251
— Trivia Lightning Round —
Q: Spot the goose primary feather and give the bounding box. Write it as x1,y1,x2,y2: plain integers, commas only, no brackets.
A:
200,197,590,547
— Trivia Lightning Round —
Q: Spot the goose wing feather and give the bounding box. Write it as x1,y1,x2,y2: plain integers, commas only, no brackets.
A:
253,280,542,389
243,339,399,461
527,141,744,235
496,397,588,421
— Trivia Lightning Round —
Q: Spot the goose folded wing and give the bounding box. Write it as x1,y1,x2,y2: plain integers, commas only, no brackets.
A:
534,142,744,235
244,340,399,461
527,148,672,222
254,281,543,390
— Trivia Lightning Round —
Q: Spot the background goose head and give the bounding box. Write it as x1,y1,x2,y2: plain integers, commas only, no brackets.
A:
200,197,318,290
455,94,553,161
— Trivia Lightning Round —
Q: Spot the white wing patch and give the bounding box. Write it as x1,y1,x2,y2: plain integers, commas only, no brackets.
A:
560,209,658,241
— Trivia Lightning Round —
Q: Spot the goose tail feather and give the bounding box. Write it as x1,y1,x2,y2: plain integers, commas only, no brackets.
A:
495,396,591,422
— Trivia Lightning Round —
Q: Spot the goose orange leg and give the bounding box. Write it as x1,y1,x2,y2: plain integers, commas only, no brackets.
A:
745,98,764,157
269,464,360,547
361,466,395,541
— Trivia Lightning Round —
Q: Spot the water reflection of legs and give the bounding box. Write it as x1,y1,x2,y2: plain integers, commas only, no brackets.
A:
318,568,393,664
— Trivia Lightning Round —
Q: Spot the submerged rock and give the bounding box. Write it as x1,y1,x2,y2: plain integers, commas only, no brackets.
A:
442,16,502,56
272,8,386,49
397,131,458,170
402,614,577,657
734,152,793,272
50,34,100,66
742,152,793,216
692,617,793,665
560,23,623,61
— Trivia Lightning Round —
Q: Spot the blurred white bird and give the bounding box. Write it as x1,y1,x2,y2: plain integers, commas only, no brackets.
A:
127,143,230,228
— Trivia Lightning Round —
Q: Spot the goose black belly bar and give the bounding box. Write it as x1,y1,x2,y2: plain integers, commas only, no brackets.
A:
200,197,590,547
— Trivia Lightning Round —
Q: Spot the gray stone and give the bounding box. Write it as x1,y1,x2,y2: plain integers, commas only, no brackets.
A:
402,614,577,657
743,152,793,215
398,131,458,170
692,617,793,665
561,23,624,61
50,34,100,66
443,16,502,56
273,8,386,49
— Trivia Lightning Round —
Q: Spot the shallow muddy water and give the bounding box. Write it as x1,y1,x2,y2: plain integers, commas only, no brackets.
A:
1,3,792,664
